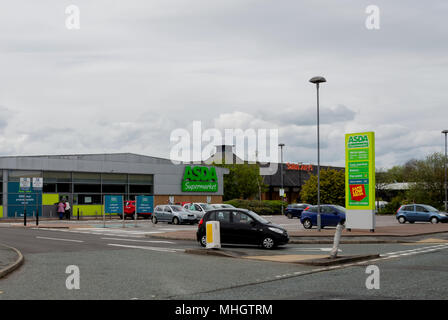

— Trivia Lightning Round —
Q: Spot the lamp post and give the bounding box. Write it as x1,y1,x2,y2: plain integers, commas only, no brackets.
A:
309,76,326,231
279,143,285,215
443,130,448,212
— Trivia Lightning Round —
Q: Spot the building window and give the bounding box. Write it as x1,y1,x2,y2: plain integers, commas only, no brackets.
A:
102,184,126,193
129,185,153,194
74,184,101,193
74,194,102,205
102,173,127,184
8,170,42,182
73,172,101,184
129,174,153,185
43,171,71,183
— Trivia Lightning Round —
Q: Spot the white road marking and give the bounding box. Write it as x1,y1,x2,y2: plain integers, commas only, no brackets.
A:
36,236,84,243
107,243,183,253
101,237,175,244
292,247,342,252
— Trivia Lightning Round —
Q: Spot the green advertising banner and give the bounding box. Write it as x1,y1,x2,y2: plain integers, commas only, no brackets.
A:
345,132,375,210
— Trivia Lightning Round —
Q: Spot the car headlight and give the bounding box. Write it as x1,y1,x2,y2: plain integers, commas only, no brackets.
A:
268,227,284,234
439,213,446,217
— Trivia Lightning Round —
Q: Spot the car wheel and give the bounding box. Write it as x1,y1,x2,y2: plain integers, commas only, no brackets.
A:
152,216,158,224
261,237,275,249
398,216,406,224
303,219,312,229
431,217,439,224
173,217,180,225
287,213,293,219
200,235,207,247
118,214,123,219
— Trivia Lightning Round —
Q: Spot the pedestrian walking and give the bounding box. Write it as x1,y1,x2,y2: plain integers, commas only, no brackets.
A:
57,200,65,220
64,199,71,220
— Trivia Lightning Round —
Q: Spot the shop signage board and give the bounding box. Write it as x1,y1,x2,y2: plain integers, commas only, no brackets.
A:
136,195,154,214
182,166,218,192
104,195,123,214
345,132,375,230
8,180,42,217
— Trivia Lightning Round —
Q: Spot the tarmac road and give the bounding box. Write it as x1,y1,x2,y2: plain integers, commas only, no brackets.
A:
0,226,447,299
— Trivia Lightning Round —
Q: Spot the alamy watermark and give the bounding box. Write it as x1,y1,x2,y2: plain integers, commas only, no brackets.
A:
365,265,380,289
66,265,80,290
170,121,279,175
365,5,380,30
65,5,80,30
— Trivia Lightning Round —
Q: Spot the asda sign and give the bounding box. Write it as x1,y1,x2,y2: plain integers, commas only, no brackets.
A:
182,166,218,192
347,134,369,149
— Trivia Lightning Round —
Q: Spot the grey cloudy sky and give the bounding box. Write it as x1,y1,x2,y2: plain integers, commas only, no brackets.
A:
0,0,446,169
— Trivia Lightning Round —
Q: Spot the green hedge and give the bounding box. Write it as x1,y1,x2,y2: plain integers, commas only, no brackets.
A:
223,199,285,215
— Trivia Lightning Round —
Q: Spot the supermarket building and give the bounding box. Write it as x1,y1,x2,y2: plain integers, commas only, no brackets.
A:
0,153,227,219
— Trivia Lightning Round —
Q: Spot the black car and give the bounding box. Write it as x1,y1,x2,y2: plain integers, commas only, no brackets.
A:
284,203,311,219
196,208,289,249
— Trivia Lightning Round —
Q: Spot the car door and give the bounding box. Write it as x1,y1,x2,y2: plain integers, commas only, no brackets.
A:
164,206,173,222
320,206,338,226
154,206,164,220
404,205,416,221
415,205,430,222
213,210,232,243
229,211,259,245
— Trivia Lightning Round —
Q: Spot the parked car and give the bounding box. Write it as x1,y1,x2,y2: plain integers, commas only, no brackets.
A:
152,205,197,225
300,205,346,229
183,202,214,218
211,203,236,209
396,204,448,224
196,208,289,249
284,203,311,219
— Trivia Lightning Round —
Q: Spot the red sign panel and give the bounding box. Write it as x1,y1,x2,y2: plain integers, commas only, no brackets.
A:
349,184,366,202
286,163,313,172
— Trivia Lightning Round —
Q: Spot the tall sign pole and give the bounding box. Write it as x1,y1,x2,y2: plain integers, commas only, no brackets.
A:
345,132,376,231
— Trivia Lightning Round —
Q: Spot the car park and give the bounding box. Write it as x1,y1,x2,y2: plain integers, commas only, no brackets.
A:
300,204,346,229
152,205,197,225
396,204,448,224
284,203,311,219
196,208,289,249
183,202,214,219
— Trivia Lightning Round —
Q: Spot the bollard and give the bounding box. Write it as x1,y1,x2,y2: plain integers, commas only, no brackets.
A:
15,211,17,220
77,208,80,220
329,223,345,258
24,209,27,226
36,208,39,226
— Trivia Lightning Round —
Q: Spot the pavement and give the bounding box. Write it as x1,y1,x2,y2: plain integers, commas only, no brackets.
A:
0,244,23,279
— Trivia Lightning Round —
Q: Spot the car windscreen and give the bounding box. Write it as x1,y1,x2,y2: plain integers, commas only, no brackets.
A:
200,203,213,211
333,205,347,213
422,205,438,212
170,206,184,212
248,211,270,224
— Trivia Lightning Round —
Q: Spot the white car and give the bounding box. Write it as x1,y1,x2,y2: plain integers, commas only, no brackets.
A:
182,202,214,219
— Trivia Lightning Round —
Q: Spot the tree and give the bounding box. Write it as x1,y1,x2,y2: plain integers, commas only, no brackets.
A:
216,163,267,201
300,168,345,206
405,152,445,209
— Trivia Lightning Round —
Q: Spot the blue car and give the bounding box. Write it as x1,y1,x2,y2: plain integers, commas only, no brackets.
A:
300,205,346,229
285,203,311,219
396,204,448,224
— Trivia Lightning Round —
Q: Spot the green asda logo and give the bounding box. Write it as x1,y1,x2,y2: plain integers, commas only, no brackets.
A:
348,135,369,149
182,166,218,192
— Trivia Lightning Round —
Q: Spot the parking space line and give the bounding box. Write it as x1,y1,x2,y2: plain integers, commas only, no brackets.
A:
101,237,175,244
107,243,184,253
36,236,84,243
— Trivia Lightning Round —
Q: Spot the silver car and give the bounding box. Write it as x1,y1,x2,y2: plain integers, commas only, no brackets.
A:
152,205,197,225
183,202,214,219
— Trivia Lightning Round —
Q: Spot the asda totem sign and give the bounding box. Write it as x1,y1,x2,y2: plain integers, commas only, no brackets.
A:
182,166,218,192
345,132,375,230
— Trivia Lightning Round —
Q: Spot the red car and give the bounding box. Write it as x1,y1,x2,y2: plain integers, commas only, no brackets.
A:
119,200,152,219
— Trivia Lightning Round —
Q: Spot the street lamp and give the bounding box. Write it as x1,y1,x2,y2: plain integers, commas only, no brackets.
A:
279,143,285,215
309,76,326,231
443,130,448,212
